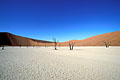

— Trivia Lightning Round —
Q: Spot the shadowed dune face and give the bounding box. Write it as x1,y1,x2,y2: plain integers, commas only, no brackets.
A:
0,31,120,46
0,32,53,46
0,32,12,46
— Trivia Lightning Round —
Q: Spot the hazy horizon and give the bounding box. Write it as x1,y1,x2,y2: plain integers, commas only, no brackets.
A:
0,0,120,42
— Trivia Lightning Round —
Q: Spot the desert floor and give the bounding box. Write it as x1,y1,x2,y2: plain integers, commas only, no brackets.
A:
0,47,120,80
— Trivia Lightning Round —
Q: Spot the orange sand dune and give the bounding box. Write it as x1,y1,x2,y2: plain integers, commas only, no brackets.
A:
61,31,120,46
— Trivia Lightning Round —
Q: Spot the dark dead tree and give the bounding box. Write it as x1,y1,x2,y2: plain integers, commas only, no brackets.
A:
1,45,4,50
69,43,72,50
52,38,58,50
1,41,5,50
69,42,75,50
104,41,111,48
0,45,4,50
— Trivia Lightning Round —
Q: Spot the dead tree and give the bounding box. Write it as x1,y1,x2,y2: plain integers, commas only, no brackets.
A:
104,41,111,48
52,38,58,50
1,41,5,50
69,42,75,50
1,45,4,50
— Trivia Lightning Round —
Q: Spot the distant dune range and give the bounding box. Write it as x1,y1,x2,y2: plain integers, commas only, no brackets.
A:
0,31,120,46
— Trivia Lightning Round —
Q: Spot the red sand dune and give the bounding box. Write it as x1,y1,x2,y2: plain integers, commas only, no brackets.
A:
61,31,120,46
0,31,120,46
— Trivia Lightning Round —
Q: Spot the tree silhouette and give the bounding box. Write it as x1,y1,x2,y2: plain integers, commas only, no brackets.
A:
69,42,75,50
52,38,58,50
0,41,5,50
104,41,111,48
1,45,4,50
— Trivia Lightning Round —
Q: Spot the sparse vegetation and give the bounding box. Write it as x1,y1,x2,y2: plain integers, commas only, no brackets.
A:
69,42,75,50
52,38,58,50
1,45,4,50
104,41,111,48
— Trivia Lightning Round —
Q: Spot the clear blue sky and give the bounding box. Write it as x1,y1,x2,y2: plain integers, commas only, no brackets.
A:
0,0,120,42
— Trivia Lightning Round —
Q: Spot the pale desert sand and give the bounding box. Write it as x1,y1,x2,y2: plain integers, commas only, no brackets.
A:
0,47,120,80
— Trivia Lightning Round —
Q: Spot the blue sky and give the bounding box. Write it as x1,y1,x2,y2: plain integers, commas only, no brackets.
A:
0,0,120,42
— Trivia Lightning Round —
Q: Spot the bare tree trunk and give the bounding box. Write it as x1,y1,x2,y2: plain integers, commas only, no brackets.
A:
53,38,58,50
2,45,4,50
69,42,75,50
104,41,111,48
69,44,72,50
104,42,107,48
55,42,57,50
72,45,74,50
